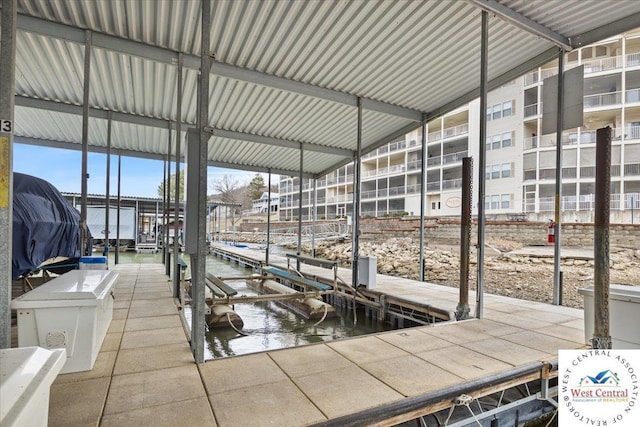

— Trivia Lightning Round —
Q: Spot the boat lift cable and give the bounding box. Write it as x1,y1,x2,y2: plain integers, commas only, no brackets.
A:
225,312,249,336
443,394,482,427
312,304,328,327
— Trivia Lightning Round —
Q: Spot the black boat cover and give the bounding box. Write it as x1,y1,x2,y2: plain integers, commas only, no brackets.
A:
12,173,88,279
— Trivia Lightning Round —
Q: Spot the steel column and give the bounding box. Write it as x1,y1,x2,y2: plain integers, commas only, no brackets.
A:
457,157,473,320
173,53,183,298
190,0,211,364
165,124,171,275
476,11,488,319
266,170,271,265
115,153,121,264
419,119,427,282
593,127,612,349
0,0,17,349
553,50,565,305
105,113,111,263
312,178,317,258
352,98,363,289
297,145,303,270
80,30,92,255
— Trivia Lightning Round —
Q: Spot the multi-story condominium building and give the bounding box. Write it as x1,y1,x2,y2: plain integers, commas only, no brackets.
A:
279,29,640,224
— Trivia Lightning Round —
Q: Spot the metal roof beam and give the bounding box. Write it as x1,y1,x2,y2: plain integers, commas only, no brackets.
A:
15,135,314,178
17,14,423,122
17,96,352,158
208,128,353,157
468,0,572,51
14,136,167,162
207,160,315,179
570,12,640,48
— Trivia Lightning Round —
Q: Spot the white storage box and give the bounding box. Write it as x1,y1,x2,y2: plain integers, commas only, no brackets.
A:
11,270,119,373
579,284,640,349
358,256,377,289
79,256,107,270
1,347,66,427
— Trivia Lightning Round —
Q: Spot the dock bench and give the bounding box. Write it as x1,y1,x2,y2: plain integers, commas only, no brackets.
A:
205,273,238,298
285,253,338,289
262,266,332,291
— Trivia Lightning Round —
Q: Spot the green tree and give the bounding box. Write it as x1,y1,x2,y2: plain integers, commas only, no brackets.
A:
157,169,185,200
248,174,266,201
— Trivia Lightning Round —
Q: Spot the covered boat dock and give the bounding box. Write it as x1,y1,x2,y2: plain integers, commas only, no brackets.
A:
2,0,640,425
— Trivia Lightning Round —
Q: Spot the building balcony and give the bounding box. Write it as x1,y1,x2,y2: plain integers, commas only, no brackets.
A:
583,55,622,74
627,88,640,103
407,159,422,171
524,103,540,119
427,123,468,143
442,178,462,190
628,52,640,67
524,68,557,86
526,193,640,213
426,182,441,192
442,150,468,165
584,91,622,109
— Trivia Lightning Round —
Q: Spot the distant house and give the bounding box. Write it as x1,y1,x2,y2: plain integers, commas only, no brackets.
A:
252,192,279,214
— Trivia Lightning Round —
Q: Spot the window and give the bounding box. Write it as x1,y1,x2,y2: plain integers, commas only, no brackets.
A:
502,100,513,117
491,195,500,210
492,103,502,120
486,136,492,151
431,201,440,210
492,135,501,150
501,194,511,209
501,163,512,178
486,106,492,122
502,131,512,147
485,166,491,180
491,165,501,180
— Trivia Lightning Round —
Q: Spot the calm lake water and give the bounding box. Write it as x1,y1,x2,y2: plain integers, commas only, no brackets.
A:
112,251,390,359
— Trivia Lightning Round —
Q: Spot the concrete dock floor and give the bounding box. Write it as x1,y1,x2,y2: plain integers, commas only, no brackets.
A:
43,261,586,426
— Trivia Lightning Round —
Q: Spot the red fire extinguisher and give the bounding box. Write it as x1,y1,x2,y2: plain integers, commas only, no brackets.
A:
548,220,555,243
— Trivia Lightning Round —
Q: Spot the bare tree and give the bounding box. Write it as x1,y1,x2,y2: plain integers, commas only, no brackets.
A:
210,174,243,204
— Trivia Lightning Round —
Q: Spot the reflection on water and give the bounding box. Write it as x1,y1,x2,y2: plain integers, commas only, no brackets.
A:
111,251,390,360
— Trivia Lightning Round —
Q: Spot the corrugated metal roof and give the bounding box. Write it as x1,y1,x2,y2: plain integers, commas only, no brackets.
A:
10,0,640,176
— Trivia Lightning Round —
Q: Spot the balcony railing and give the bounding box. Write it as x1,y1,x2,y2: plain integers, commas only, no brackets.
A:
523,136,538,150
583,55,622,74
388,186,405,197
584,91,622,108
427,123,468,143
442,150,467,165
627,88,640,103
426,182,440,192
407,159,422,171
442,178,462,190
625,163,640,176
523,170,537,180
525,193,640,213
628,125,640,140
389,140,407,152
427,156,441,166
626,52,640,67
362,189,377,200
524,103,539,118
524,68,557,86
406,183,421,194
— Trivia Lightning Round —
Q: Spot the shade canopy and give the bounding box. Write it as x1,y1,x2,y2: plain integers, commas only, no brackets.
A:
9,0,640,177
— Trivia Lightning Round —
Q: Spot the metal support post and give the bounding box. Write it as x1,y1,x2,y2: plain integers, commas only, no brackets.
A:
154,201,159,249
593,127,612,349
419,118,427,282
312,178,317,257
104,113,111,262
266,170,271,265
80,30,92,255
165,123,171,275
553,50,565,305
475,11,488,319
352,98,363,289
173,53,183,298
0,0,17,349
297,145,303,271
115,153,121,264
190,0,211,364
457,157,473,320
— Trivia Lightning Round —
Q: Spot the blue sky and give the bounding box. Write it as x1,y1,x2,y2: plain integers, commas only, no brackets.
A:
13,144,271,198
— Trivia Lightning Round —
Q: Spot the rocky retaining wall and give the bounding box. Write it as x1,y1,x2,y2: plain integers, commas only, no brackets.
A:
238,218,640,248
